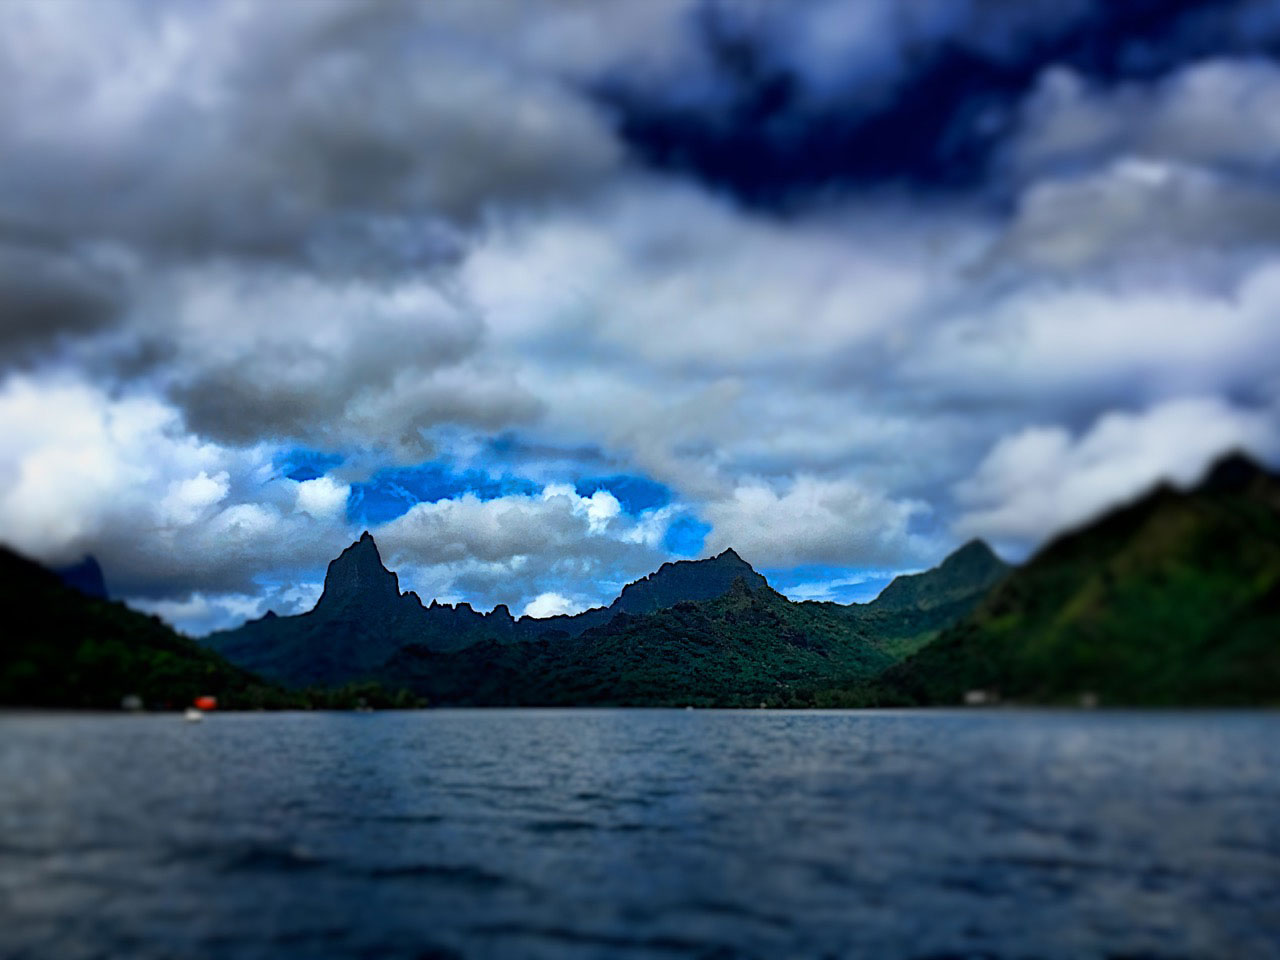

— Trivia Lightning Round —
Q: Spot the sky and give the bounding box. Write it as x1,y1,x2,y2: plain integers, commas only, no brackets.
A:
1,0,1279,634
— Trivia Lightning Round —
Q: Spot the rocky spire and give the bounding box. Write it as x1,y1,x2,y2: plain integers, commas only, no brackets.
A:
315,532,401,611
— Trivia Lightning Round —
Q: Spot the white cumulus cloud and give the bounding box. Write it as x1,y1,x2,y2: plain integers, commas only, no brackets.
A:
954,397,1280,552
295,475,351,521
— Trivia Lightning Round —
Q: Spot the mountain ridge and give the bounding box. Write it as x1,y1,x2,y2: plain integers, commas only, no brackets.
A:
202,538,780,687
877,451,1280,706
202,535,1005,700
7,451,1277,708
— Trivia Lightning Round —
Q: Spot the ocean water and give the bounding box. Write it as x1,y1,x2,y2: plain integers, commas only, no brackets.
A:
1,709,1278,960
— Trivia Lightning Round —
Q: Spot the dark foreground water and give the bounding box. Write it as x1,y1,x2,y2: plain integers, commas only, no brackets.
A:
2,710,1279,960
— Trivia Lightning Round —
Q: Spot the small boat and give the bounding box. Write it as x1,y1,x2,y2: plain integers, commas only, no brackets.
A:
183,707,204,722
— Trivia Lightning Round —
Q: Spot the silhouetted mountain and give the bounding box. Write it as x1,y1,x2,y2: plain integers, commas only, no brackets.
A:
388,577,900,707
382,540,1006,707
54,554,108,599
614,549,766,612
0,546,287,709
523,548,769,637
202,535,774,688
316,531,402,613
879,452,1280,706
204,532,443,686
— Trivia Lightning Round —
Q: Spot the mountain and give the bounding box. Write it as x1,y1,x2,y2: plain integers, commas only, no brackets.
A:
54,554,108,599
879,453,1280,706
614,549,767,613
0,546,288,709
386,577,895,707
203,532,997,699
202,536,772,687
203,532,450,686
366,541,1005,707
825,539,1010,659
318,531,403,612
525,548,769,636
868,540,1007,613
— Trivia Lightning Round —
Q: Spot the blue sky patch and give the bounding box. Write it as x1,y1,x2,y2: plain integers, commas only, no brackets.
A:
662,514,711,557
276,449,345,482
764,564,902,606
346,461,542,526
573,474,672,515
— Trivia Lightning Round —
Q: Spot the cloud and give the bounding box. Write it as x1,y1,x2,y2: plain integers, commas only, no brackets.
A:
1011,59,1280,186
0,374,350,602
702,475,934,569
371,483,677,613
0,372,684,629
990,60,1280,271
954,397,1280,551
772,570,888,604
461,180,975,502
160,471,230,526
464,170,1280,566
129,581,325,638
991,158,1280,271
907,259,1280,418
467,183,940,375
132,266,540,455
594,0,1280,205
0,236,135,368
521,592,586,618
295,476,350,522
374,485,662,567
0,0,625,265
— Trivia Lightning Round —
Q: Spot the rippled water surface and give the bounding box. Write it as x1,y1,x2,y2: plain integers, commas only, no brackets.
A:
2,709,1279,959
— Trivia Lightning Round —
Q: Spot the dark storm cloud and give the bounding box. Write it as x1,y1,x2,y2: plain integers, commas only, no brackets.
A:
133,265,544,456
0,0,620,270
0,236,126,357
593,0,1280,207
0,1,580,451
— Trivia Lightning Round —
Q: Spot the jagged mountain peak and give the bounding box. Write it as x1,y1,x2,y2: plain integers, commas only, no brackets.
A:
316,532,401,610
612,548,767,615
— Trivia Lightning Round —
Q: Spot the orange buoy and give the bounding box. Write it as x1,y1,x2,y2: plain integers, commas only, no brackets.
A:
194,695,218,711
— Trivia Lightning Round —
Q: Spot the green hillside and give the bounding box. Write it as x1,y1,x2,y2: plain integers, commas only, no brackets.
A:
387,579,891,706
0,547,296,709
866,539,1009,613
879,453,1280,706
383,542,1006,707
0,546,424,710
